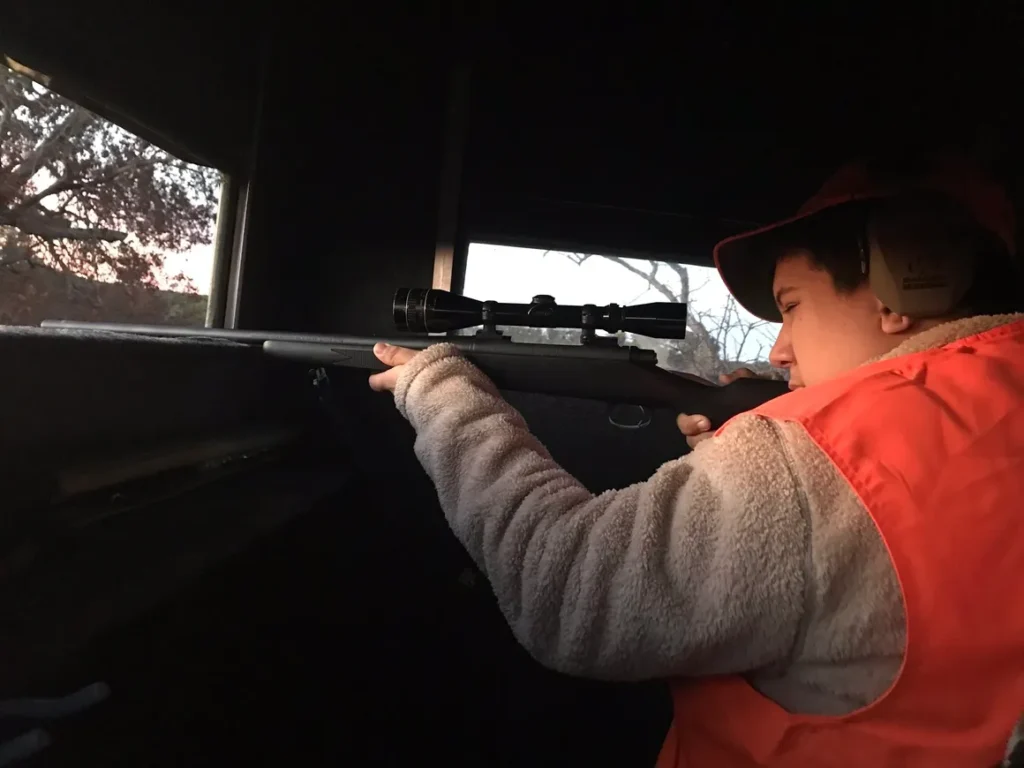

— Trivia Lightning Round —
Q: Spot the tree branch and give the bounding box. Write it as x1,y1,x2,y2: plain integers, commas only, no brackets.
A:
0,96,11,151
0,238,33,266
596,255,682,302
0,208,125,242
3,107,91,194
0,91,15,179
15,156,163,211
688,306,722,352
562,252,592,266
662,262,693,301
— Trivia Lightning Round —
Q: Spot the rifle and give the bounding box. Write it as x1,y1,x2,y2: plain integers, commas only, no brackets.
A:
41,288,789,426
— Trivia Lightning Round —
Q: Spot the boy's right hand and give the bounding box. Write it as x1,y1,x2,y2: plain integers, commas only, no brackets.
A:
676,368,762,449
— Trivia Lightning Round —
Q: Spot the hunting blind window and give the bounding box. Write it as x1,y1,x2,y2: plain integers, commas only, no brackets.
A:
461,242,782,381
0,57,224,328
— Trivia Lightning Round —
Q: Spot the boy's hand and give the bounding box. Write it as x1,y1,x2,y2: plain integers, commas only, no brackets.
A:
367,343,419,393
676,368,761,448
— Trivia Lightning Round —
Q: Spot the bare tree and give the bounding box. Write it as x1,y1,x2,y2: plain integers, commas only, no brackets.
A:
692,295,774,368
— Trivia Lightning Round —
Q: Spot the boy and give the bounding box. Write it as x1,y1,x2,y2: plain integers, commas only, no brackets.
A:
370,154,1024,766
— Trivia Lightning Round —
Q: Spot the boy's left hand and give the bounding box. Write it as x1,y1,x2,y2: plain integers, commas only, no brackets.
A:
368,343,419,392
676,368,761,448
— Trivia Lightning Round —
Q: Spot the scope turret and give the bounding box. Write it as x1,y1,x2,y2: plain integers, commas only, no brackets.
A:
392,288,688,340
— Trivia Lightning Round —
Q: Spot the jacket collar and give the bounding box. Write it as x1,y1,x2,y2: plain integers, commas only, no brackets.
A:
871,314,1024,364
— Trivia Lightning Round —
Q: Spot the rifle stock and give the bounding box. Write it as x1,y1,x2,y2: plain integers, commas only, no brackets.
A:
262,338,788,426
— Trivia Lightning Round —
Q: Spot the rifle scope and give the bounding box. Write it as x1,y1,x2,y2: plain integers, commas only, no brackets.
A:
393,288,689,340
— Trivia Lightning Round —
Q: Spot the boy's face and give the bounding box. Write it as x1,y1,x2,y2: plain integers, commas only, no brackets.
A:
768,251,914,388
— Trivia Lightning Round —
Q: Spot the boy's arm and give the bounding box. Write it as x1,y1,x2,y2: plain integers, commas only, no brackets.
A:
393,344,809,680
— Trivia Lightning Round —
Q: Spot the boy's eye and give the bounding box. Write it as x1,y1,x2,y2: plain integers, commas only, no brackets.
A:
782,302,798,315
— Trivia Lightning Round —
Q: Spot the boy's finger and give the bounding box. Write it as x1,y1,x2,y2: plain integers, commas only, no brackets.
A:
373,343,417,366
676,413,711,436
719,367,758,384
368,368,400,392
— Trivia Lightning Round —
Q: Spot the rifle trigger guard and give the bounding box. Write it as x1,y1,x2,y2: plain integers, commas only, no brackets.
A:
606,403,652,430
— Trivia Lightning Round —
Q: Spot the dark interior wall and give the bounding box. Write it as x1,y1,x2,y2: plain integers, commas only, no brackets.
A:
235,7,453,335
460,5,1024,265
0,0,266,173
0,330,313,515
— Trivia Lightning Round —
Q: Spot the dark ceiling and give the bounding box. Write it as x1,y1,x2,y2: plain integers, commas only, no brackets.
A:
4,2,1023,261
466,5,1024,219
2,0,267,172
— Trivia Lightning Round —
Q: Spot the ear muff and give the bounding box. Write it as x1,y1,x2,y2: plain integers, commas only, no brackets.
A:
865,193,983,318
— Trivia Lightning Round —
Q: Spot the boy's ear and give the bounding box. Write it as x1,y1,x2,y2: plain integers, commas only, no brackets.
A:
878,299,915,335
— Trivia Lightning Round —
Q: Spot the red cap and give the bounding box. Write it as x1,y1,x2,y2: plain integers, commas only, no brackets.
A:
713,154,1017,322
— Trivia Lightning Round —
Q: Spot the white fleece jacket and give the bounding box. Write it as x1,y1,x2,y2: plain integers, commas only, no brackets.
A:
391,314,1022,716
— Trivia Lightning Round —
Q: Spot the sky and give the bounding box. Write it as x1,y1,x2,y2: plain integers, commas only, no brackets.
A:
162,243,215,294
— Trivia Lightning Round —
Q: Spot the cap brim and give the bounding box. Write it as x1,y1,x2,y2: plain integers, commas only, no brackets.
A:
714,195,868,323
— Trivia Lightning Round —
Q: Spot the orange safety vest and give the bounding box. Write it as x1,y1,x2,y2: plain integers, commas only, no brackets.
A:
657,319,1024,768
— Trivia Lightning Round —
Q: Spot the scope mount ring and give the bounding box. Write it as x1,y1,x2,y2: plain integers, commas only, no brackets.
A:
479,299,499,334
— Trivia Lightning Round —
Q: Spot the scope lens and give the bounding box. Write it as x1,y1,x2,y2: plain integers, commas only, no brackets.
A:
393,287,431,332
392,288,411,329
393,288,485,333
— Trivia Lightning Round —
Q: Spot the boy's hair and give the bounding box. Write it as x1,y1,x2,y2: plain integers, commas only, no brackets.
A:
777,197,1024,316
